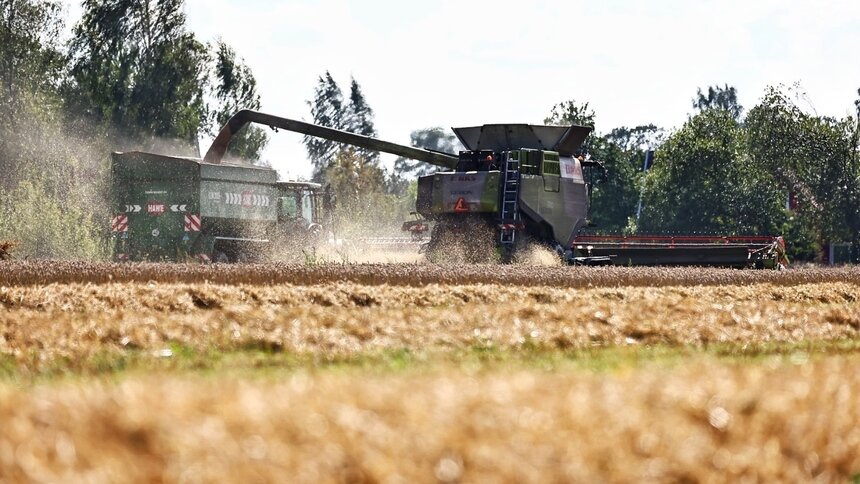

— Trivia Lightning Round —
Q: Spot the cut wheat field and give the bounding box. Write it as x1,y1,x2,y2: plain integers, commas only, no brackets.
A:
1,262,860,482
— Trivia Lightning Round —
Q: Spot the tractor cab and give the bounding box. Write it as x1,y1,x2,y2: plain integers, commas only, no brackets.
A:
276,181,326,243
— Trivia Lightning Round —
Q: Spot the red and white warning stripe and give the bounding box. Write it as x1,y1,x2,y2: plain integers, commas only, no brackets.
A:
184,214,202,232
111,215,128,232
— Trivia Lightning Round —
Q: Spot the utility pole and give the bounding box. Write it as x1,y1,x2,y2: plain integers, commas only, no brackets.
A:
635,150,655,223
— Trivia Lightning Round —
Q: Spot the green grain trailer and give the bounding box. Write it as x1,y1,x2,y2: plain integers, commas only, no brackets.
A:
111,151,325,262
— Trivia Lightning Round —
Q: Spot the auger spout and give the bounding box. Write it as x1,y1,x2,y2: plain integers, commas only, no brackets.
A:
204,110,459,169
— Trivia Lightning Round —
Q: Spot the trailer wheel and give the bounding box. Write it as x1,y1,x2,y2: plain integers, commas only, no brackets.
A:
213,251,231,264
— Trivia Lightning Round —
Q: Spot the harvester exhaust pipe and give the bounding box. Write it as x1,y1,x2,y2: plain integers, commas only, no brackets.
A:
204,110,459,169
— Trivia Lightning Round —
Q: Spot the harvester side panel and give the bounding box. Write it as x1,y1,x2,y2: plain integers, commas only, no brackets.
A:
198,180,278,222
518,154,588,247
428,172,500,214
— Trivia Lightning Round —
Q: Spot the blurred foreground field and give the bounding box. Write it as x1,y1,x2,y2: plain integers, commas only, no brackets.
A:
1,262,860,481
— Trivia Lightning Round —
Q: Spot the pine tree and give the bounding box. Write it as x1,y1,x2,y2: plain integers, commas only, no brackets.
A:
207,39,268,163
345,77,378,166
304,71,345,180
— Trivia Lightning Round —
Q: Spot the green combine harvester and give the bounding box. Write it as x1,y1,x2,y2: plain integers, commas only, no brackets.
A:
112,109,787,267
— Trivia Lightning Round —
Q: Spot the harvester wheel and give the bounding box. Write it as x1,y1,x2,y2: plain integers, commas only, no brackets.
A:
213,251,231,264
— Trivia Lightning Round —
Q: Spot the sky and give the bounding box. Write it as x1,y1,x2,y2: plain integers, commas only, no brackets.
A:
66,0,860,179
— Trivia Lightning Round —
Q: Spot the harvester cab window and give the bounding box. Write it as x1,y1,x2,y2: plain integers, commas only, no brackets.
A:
457,151,479,171
519,150,540,176
456,150,499,172
280,196,298,219
542,151,561,192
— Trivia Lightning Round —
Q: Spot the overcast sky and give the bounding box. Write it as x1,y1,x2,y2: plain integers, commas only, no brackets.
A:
67,0,860,179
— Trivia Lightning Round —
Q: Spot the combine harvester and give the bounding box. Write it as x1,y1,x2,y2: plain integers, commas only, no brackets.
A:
112,110,787,268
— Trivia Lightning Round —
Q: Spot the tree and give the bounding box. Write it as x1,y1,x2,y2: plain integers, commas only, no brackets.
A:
0,0,65,183
544,99,596,127
344,77,378,166
304,71,345,180
544,99,597,156
639,108,785,236
393,127,461,179
543,101,650,233
0,0,63,107
207,39,268,162
324,147,410,236
746,85,860,260
693,84,743,119
67,0,208,152
587,125,664,233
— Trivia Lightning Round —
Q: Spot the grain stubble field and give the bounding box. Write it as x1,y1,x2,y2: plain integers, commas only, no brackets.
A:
1,262,860,482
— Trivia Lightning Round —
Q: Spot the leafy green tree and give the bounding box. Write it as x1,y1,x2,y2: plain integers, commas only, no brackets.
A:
544,99,596,127
324,148,410,236
0,0,63,105
0,0,65,184
639,108,785,236
207,39,268,162
304,71,345,180
67,0,207,151
544,99,598,157
586,125,664,233
746,85,860,260
393,127,461,179
543,101,652,233
693,84,743,119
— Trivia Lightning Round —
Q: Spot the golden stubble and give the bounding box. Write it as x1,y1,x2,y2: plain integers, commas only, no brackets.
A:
2,263,860,482
0,359,858,482
4,261,860,287
1,281,860,369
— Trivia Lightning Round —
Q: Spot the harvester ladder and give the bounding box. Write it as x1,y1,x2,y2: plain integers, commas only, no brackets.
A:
499,153,521,247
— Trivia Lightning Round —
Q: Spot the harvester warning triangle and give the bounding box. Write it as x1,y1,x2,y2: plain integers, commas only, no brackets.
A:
454,197,469,213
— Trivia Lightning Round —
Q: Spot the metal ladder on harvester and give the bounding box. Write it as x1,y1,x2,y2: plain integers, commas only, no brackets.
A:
499,152,521,250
